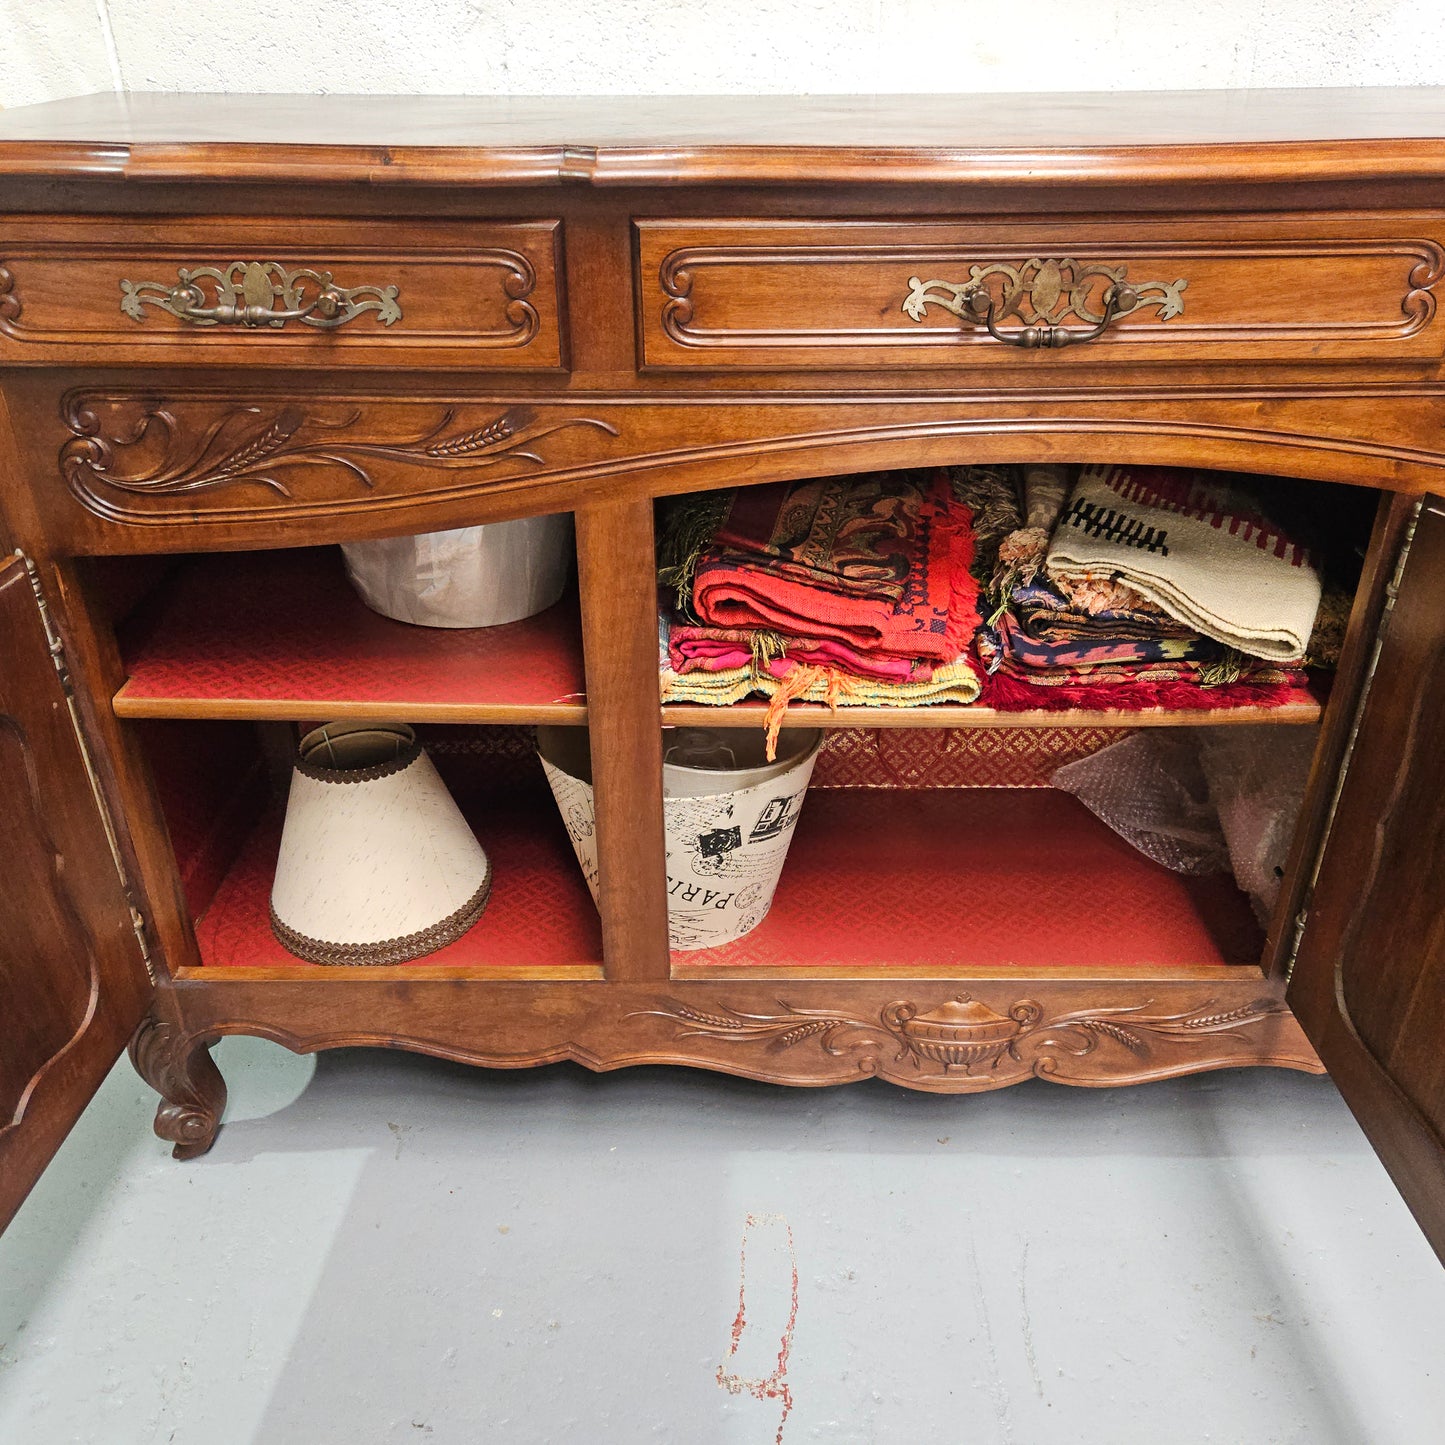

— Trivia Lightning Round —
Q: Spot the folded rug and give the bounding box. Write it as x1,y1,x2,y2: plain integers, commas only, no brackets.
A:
659,612,981,757
1045,464,1322,662
978,660,1307,713
1012,580,1198,648
691,469,978,662
668,621,936,685
710,470,922,601
661,650,982,710
990,607,1229,672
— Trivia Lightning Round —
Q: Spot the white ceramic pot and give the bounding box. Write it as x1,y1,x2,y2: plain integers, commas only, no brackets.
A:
270,722,492,964
341,513,573,628
536,725,823,950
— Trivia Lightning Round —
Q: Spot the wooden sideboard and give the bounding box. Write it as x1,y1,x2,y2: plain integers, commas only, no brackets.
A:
0,90,1442,1263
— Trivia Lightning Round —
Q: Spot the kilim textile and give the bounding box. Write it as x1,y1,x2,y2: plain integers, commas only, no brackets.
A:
1045,464,1323,662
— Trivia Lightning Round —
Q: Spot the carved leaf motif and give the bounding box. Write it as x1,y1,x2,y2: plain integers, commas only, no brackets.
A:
638,994,1288,1083
59,394,619,509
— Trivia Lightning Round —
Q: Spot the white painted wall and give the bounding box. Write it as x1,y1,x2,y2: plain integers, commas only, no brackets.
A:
5,0,1444,110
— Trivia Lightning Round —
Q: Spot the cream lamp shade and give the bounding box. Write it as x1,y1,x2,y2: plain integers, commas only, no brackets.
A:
269,723,492,965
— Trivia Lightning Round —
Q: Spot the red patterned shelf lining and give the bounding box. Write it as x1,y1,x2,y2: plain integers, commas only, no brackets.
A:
118,548,586,710
809,726,1129,789
677,789,1265,970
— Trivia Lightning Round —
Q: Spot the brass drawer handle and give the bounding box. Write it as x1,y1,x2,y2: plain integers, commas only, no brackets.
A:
902,259,1186,350
120,261,402,329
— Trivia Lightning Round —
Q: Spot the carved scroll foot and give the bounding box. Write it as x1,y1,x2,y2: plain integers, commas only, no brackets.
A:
128,1017,227,1160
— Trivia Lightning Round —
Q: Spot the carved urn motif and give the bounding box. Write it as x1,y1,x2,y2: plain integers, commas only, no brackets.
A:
882,996,1044,1074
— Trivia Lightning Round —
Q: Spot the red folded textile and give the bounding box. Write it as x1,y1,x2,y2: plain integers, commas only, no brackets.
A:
979,662,1309,713
692,470,978,662
668,622,935,683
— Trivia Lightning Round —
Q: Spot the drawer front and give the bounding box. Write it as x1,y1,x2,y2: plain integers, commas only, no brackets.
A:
635,218,1445,371
0,217,566,369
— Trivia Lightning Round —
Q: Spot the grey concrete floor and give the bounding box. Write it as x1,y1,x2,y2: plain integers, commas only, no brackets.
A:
2,1044,1442,1445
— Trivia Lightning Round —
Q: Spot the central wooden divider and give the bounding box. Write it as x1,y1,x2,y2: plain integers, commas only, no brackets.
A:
575,498,671,983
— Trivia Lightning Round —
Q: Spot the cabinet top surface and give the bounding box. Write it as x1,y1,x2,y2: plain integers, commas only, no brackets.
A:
4,88,1445,187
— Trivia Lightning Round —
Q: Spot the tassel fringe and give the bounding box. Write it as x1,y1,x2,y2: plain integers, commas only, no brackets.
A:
657,491,734,618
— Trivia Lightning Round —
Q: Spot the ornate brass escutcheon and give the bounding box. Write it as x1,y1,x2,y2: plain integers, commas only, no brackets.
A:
902,257,1187,350
120,260,402,329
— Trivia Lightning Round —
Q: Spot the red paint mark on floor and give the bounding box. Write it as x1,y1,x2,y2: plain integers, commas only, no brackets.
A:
716,1212,798,1444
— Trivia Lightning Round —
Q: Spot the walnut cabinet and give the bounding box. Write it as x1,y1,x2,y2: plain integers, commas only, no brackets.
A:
0,90,1443,1262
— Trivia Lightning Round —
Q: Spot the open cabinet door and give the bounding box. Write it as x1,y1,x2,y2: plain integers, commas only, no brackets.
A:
1288,495,1445,1264
0,553,153,1233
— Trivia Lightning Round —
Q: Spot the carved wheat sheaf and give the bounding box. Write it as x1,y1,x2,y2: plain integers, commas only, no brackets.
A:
58,393,619,518
636,994,1288,1084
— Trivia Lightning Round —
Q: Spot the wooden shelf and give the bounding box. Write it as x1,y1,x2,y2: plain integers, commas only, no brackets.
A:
662,693,1323,730
115,548,588,723
673,788,1266,976
115,547,1325,730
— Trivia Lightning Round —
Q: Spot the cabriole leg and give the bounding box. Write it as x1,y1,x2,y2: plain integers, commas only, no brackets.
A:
128,1016,227,1160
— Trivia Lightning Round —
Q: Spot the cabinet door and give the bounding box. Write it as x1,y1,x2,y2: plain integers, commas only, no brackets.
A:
1288,494,1445,1263
0,553,153,1233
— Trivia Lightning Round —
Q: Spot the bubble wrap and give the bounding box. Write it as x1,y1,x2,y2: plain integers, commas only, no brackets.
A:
1198,724,1320,927
1050,732,1230,876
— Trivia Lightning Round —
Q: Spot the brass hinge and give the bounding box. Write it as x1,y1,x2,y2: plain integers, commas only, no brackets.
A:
17,550,157,985
1282,499,1422,985
1282,905,1310,981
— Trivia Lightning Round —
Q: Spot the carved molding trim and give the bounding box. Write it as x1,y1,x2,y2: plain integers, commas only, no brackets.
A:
50,390,1445,533
0,245,545,348
653,238,1445,350
635,993,1292,1084
0,712,101,1133
0,263,19,323
1405,248,1445,328
1332,510,1445,1051
127,1018,227,1160
60,393,619,520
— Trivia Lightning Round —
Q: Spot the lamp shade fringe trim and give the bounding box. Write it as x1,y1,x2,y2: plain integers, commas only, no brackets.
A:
293,734,423,785
269,862,493,965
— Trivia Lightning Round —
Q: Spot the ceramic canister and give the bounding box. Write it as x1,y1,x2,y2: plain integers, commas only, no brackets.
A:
269,722,492,964
340,513,574,629
536,725,824,950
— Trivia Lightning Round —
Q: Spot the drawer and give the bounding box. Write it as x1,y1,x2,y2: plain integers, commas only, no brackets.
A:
634,217,1445,372
0,217,566,369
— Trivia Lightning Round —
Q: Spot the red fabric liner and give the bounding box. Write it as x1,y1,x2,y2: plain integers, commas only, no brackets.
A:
195,783,602,968
137,718,269,920
808,726,1133,789
119,549,585,710
677,789,1264,970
